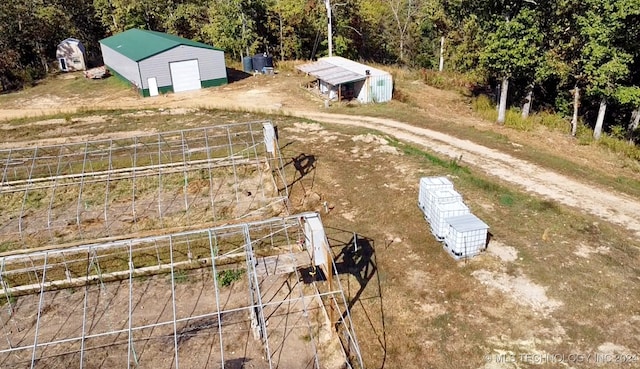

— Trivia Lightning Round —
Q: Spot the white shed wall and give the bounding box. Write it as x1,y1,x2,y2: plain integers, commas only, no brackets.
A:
352,75,392,103
368,74,393,103
101,44,142,87
56,42,86,71
138,46,226,89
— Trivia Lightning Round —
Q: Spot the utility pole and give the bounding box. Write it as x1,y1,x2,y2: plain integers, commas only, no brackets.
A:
325,0,333,57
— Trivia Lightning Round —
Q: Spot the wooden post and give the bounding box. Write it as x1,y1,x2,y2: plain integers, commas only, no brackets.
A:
324,243,335,325
272,138,277,161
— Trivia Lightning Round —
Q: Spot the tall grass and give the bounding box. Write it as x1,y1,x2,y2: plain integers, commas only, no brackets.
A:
473,95,568,132
420,69,484,95
473,94,640,162
272,59,299,72
598,135,640,161
472,95,497,121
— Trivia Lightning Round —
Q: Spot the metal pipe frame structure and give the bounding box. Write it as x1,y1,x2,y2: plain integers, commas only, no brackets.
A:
0,213,363,369
0,121,289,249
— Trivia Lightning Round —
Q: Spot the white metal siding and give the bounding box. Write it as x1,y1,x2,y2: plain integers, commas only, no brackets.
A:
355,75,392,103
368,74,393,103
354,75,392,103
138,46,226,90
100,44,142,87
354,80,366,103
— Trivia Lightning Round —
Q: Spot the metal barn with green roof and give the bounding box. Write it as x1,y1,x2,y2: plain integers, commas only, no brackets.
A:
99,29,227,97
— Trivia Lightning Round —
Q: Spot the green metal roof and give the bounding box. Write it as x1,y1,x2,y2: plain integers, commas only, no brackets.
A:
99,29,223,62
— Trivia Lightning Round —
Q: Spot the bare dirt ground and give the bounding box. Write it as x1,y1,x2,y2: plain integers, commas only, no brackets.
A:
2,72,638,239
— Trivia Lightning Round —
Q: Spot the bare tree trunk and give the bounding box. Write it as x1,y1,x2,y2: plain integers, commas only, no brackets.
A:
36,42,48,75
497,77,509,125
241,12,249,57
629,106,640,143
629,106,640,131
521,87,533,119
389,0,415,64
439,36,444,72
279,14,284,61
42,56,49,74
571,85,580,136
594,98,607,140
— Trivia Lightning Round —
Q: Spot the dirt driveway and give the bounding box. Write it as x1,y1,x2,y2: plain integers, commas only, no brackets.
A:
2,73,640,238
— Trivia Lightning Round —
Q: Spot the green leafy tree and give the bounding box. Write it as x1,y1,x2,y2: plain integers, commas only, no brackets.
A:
164,2,210,42
479,8,543,124
577,0,633,139
268,0,306,59
446,14,484,72
614,86,640,139
356,0,395,62
204,0,268,60
1,0,105,89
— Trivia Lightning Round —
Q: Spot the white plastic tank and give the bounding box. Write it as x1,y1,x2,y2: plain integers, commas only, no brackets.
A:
443,213,489,260
430,200,469,240
418,177,454,218
427,188,463,221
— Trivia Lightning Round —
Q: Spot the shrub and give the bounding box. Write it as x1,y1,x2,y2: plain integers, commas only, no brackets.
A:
608,125,626,140
473,95,497,121
575,123,593,144
538,112,568,132
392,86,411,103
599,134,640,161
218,269,244,287
420,69,484,95
504,110,535,131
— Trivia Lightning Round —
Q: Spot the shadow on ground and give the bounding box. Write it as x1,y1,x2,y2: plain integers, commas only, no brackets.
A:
226,68,252,83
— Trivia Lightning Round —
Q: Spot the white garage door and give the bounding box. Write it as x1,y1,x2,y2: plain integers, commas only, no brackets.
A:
170,60,201,92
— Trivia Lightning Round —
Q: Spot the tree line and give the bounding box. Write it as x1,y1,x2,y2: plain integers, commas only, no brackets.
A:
0,0,639,141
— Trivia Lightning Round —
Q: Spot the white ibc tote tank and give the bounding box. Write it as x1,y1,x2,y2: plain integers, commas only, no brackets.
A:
418,177,453,219
443,214,489,260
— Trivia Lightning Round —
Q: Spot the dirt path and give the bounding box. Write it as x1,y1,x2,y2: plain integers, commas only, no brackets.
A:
2,81,639,238
292,112,640,238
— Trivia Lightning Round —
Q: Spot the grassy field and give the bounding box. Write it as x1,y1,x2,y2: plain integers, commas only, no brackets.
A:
1,73,639,368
